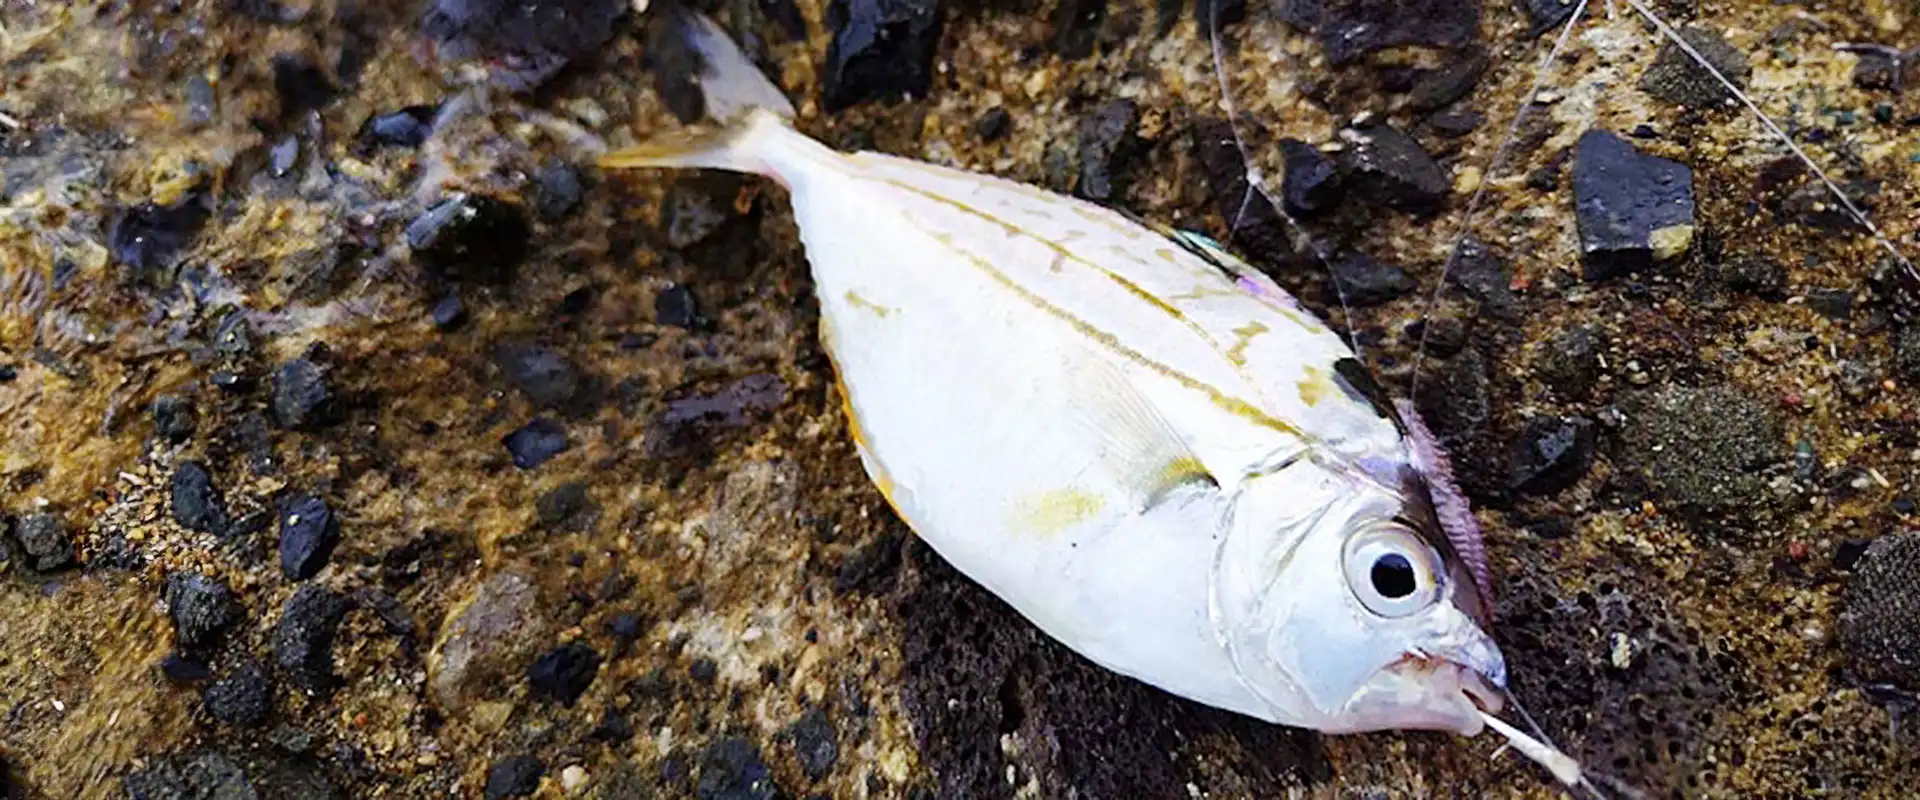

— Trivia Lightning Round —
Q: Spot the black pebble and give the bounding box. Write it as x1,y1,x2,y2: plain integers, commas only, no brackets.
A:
1279,138,1341,216
171,462,229,535
1507,416,1597,497
1327,251,1414,307
109,194,211,277
592,711,635,742
1536,325,1602,398
431,294,468,331
1715,257,1787,298
786,708,839,781
1407,50,1488,111
533,162,585,222
269,136,301,178
1336,121,1449,215
422,0,625,92
1051,0,1107,60
203,661,272,728
1518,0,1577,36
1075,98,1140,203
153,395,197,442
504,419,570,469
655,284,707,330
271,358,337,430
822,0,944,112
607,612,648,643
272,585,349,691
0,364,14,382
357,106,436,149
1571,129,1695,281
696,738,779,800
528,641,602,706
494,343,585,410
272,54,336,118
1638,26,1750,109
161,653,214,683
974,107,1012,142
278,493,340,581
166,571,242,653
1835,539,1873,571
483,754,544,799
406,194,532,284
13,512,73,572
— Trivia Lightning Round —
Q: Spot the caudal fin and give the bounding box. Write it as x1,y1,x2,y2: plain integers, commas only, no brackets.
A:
599,10,798,176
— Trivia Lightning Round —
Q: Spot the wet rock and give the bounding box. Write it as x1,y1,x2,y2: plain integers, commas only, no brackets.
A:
1279,138,1341,216
1279,0,1482,64
406,194,533,284
1427,108,1484,138
785,708,838,782
429,571,550,708
203,660,273,728
1571,130,1696,281
271,358,338,430
171,462,229,535
528,641,601,706
485,754,545,799
1616,384,1783,527
504,418,570,469
1052,0,1107,60
1638,26,1751,109
12,512,72,572
1852,50,1914,91
696,738,780,800
532,161,585,222
1841,533,1920,687
822,0,944,112
1336,121,1449,215
495,342,585,410
1508,416,1597,497
271,54,335,118
655,284,708,330
1806,287,1854,321
975,107,1012,141
431,294,467,331
153,395,197,442
1327,251,1414,307
279,493,340,581
1535,324,1602,397
1414,348,1498,499
167,572,242,653
1075,98,1140,203
356,105,436,149
109,194,212,278
422,0,628,92
1714,257,1787,298
1407,50,1489,111
272,585,350,691
645,374,788,461
1188,118,1293,264
535,482,600,532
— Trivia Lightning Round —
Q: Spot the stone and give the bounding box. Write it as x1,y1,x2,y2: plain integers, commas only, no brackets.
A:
271,53,335,118
167,572,243,653
1279,138,1342,216
696,738,779,800
1327,251,1414,307
153,395,197,442
406,194,532,284
272,585,350,691
271,358,338,430
822,0,944,112
109,194,211,278
278,493,340,581
1507,416,1597,497
12,512,72,572
429,571,550,709
1841,533,1920,687
504,418,570,469
1638,26,1751,109
1278,0,1482,64
533,161,585,222
785,708,838,781
203,660,273,728
535,482,600,532
1615,385,1784,527
1571,130,1696,281
357,106,437,149
528,641,601,706
485,754,544,799
422,0,628,92
1407,50,1489,111
495,343,585,410
655,284,708,330
1075,99,1140,203
1337,121,1449,215
171,462,229,535
1534,325,1602,397
432,294,468,331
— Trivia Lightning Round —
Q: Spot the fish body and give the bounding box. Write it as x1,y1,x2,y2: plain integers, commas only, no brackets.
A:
604,12,1559,764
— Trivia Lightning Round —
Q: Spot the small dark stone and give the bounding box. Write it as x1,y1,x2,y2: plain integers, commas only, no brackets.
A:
162,652,214,683
1836,538,1874,571
422,0,627,92
431,294,468,331
533,161,585,221
1407,50,1489,111
786,708,839,781
1714,257,1787,298
1776,178,1881,232
13,512,72,572
593,711,636,742
1052,0,1107,60
1279,0,1481,63
608,612,648,643
645,375,789,461
504,418,571,469
1279,138,1342,216
272,585,350,691
357,106,436,149
185,73,218,126
203,661,273,728
536,482,601,532
1336,121,1449,215
109,194,211,277
1852,52,1912,92
1896,327,1920,382
1507,416,1597,496
528,641,601,706
655,284,708,330
1427,109,1484,138
483,754,545,799
1188,117,1292,264
559,287,592,316
269,135,301,177
272,54,335,118
663,173,745,250
1638,26,1751,109
690,657,719,684
271,358,337,430
171,462,229,535
166,571,242,653
1075,99,1140,203
495,343,584,409
1841,533,1920,686
1806,287,1854,321
822,0,944,112
1629,123,1660,140
211,370,252,394
1327,251,1414,307
1896,498,1917,516
974,107,1012,142
0,364,14,382
278,493,341,581
696,738,780,800
1571,129,1696,281
406,194,532,284
1517,0,1576,36
153,395,197,442
1535,325,1602,397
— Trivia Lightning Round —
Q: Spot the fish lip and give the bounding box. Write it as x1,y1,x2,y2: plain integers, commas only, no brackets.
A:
1461,666,1507,716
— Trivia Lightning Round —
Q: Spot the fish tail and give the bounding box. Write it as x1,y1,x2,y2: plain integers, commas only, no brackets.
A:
599,10,804,180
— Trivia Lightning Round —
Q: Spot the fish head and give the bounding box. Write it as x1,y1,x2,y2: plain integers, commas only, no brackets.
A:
1211,456,1506,736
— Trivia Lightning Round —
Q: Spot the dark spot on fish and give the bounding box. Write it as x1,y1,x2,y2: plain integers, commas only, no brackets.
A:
1331,357,1401,429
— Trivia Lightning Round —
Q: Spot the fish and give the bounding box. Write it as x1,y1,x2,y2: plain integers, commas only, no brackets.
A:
601,10,1588,790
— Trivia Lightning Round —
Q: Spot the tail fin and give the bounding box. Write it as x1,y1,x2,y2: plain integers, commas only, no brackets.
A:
598,10,797,175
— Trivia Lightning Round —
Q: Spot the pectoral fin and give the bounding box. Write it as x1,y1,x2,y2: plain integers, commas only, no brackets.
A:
1060,354,1219,512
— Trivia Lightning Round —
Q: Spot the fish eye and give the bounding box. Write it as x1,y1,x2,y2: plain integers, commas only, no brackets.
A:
1343,525,1443,618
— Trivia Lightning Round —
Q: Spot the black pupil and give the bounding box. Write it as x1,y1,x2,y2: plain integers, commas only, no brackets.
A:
1370,553,1418,599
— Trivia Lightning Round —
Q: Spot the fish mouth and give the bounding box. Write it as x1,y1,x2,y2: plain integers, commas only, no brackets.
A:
1371,652,1507,736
